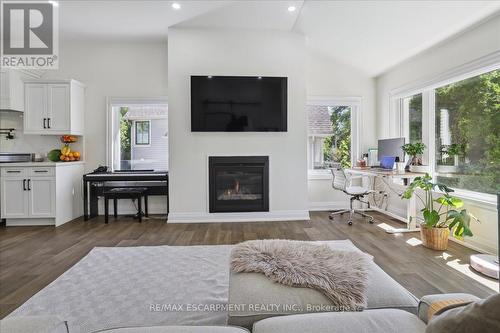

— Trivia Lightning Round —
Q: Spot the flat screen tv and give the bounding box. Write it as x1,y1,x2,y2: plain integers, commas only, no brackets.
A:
191,76,287,132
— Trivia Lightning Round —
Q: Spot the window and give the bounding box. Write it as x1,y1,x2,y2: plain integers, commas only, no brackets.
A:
435,70,499,195
403,94,422,143
107,100,168,171
399,68,499,196
135,121,150,145
307,99,360,173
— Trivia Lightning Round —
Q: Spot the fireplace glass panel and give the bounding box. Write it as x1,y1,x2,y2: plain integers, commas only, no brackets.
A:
216,169,263,201
209,156,269,213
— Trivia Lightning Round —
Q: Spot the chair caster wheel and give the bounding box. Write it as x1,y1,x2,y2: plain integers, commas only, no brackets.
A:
340,213,344,216
329,215,333,220
348,221,353,225
369,219,374,224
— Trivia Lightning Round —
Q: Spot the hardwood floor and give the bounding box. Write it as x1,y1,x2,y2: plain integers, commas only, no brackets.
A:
0,211,497,318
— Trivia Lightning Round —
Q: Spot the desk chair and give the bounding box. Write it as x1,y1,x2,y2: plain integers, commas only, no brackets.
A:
329,167,374,225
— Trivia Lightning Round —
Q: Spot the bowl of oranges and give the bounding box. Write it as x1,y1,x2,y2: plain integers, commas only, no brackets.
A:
59,135,81,162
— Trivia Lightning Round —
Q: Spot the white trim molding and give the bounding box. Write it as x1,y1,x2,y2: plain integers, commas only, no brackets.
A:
106,96,168,170
309,201,347,211
390,50,500,98
168,210,311,223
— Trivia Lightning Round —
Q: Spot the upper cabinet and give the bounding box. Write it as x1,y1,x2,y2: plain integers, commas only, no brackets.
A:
24,79,85,135
0,69,25,111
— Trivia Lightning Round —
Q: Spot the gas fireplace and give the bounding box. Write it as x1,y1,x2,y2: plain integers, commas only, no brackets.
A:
209,156,269,213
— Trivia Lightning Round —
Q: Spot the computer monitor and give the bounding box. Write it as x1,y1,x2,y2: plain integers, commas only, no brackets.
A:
378,138,405,163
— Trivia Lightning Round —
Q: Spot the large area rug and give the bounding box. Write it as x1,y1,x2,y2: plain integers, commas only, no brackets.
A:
8,240,374,332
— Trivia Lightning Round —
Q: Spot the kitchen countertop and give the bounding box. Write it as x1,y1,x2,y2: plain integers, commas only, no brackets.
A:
0,161,85,167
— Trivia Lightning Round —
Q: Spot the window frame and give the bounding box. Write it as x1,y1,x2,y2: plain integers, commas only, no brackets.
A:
134,120,151,147
307,96,362,179
105,97,168,172
391,53,500,203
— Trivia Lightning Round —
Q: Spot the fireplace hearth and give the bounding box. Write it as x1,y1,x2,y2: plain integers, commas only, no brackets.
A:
209,156,269,213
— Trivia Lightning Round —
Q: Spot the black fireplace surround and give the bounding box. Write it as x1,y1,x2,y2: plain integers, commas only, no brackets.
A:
209,156,269,213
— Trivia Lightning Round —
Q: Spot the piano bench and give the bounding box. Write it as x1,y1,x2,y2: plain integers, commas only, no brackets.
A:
103,187,148,223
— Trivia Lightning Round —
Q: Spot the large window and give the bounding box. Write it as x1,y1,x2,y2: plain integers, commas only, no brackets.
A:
307,100,359,173
435,70,499,195
403,94,422,143
400,68,499,196
108,101,168,171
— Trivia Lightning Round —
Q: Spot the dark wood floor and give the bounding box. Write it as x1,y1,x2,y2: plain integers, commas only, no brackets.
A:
0,211,497,318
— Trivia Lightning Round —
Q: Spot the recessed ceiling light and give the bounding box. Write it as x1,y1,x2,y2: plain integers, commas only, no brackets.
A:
172,2,181,10
48,0,59,7
287,6,296,12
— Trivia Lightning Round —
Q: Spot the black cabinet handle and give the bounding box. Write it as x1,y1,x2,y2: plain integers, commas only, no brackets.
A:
27,179,31,191
43,118,47,129
47,118,51,129
7,170,21,173
23,179,27,191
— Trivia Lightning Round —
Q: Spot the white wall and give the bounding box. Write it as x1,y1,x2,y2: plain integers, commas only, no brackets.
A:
306,51,377,210
42,40,168,171
43,40,169,214
375,15,500,254
167,28,309,222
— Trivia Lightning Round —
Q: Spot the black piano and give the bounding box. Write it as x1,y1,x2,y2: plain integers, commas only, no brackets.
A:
83,170,168,220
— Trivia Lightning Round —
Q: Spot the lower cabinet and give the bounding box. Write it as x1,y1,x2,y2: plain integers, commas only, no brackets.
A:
1,164,83,226
1,177,29,218
28,177,56,217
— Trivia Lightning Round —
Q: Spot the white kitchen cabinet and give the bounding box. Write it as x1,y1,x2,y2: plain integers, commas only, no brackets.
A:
28,177,56,217
0,69,25,111
0,163,84,226
23,79,85,135
0,177,29,218
24,84,47,132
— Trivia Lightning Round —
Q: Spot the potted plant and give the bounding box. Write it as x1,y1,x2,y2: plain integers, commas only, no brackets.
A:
402,174,479,250
401,142,427,173
437,144,464,173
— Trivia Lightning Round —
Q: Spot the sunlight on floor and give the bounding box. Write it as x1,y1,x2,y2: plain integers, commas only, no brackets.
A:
376,223,394,232
437,252,499,292
406,237,422,246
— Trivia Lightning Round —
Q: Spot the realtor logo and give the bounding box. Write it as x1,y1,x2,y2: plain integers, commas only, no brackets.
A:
1,1,59,68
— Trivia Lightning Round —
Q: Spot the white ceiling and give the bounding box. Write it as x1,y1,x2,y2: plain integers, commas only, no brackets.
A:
176,0,304,31
294,1,500,76
58,0,230,41
56,0,500,76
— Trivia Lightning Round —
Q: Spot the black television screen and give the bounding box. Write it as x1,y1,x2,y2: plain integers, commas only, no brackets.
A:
191,76,287,132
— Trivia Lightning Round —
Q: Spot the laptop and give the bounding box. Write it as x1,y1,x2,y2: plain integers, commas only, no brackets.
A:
379,156,396,170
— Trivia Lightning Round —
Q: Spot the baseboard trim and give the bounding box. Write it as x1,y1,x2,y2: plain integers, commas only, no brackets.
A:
308,201,348,211
168,210,310,223
6,218,55,226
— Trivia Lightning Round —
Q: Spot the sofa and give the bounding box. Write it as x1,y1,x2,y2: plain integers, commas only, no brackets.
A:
0,293,486,333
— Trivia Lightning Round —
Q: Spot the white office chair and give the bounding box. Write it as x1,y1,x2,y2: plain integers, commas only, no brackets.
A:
329,167,375,225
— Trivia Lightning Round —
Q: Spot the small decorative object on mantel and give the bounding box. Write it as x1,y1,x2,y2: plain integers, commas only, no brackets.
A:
402,142,429,173
402,174,479,250
59,135,81,162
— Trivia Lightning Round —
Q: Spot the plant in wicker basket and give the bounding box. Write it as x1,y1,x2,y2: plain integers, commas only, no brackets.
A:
402,174,479,250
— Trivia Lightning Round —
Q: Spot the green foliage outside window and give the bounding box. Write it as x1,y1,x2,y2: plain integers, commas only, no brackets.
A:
323,106,351,168
120,107,131,161
435,69,499,195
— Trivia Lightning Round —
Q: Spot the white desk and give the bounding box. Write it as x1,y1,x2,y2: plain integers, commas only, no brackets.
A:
345,168,425,233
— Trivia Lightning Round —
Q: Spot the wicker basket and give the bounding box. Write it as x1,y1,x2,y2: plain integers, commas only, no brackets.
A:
420,224,450,250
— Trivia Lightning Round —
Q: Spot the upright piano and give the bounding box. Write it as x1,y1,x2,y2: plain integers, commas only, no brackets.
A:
83,171,168,220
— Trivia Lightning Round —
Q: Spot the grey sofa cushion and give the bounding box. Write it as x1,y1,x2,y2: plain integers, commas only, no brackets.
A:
228,240,418,328
94,326,249,333
0,316,68,333
252,309,426,333
417,293,480,324
426,293,500,333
